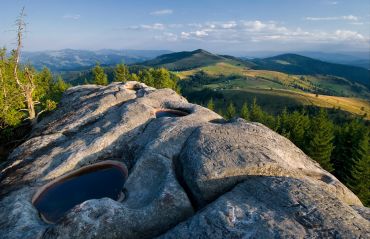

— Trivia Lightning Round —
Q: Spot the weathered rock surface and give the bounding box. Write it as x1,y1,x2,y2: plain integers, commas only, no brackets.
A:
178,119,362,207
157,177,370,239
0,81,369,239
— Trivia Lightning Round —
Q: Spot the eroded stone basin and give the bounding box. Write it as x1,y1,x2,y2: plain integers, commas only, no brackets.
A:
124,82,142,91
155,109,189,118
32,161,128,224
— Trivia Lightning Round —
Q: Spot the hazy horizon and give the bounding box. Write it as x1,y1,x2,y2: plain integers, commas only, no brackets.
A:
1,0,370,54
20,48,370,57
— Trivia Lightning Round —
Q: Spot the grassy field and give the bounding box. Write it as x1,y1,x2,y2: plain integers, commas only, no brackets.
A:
178,63,315,91
205,88,370,119
301,92,370,117
177,62,369,97
177,62,246,78
176,62,370,119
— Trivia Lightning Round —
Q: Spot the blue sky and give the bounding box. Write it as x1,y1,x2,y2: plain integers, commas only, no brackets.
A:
1,0,370,54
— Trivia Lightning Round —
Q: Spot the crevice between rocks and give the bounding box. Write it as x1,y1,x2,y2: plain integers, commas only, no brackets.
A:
171,126,202,212
133,122,202,213
169,123,244,213
172,154,198,211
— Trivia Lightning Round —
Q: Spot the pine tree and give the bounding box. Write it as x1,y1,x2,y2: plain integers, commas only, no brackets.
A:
274,115,281,132
169,73,180,93
92,63,108,86
129,73,139,82
349,126,369,205
207,98,215,111
263,113,277,130
51,76,70,101
113,63,129,82
332,123,354,182
277,108,290,138
36,67,53,96
331,120,370,206
249,97,264,122
217,108,224,118
306,109,335,172
138,69,154,86
240,102,249,120
288,111,310,149
0,48,24,127
35,67,59,112
151,68,173,89
225,102,236,119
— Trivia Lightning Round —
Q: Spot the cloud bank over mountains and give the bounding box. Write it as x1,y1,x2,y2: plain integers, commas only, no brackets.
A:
126,19,369,50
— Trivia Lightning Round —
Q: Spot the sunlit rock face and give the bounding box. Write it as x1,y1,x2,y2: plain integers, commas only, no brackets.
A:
0,81,369,239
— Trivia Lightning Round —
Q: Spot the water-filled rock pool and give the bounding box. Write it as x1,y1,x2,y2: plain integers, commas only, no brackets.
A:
155,109,189,118
32,161,127,223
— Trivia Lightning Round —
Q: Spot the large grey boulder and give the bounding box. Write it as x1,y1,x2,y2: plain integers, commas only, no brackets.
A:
0,82,368,239
157,177,370,239
177,119,362,207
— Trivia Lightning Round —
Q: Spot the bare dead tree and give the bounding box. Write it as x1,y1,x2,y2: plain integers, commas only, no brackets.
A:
13,7,25,87
12,7,38,125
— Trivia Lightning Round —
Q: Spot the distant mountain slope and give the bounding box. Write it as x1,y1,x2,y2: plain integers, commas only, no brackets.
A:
344,59,370,69
295,52,370,69
22,49,171,72
251,54,370,87
141,49,251,71
242,51,370,69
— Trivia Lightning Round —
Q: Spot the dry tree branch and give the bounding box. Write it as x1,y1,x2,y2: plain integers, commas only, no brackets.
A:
13,7,26,90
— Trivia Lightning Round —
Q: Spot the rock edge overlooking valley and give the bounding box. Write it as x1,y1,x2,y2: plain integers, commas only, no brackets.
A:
0,81,369,239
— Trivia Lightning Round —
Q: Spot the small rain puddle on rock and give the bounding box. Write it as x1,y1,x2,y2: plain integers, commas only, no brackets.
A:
155,109,189,118
33,163,127,224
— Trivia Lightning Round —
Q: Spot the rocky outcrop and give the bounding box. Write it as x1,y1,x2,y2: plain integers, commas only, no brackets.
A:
0,81,369,239
158,177,369,239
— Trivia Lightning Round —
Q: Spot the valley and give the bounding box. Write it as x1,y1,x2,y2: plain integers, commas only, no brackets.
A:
144,49,369,118
23,48,370,119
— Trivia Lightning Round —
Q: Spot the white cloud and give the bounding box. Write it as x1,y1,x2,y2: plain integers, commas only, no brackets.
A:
350,22,365,25
221,21,237,29
188,23,203,28
181,32,190,38
194,30,208,37
342,15,358,21
325,1,338,5
150,9,173,16
243,20,267,31
305,15,359,21
168,24,184,28
127,23,184,31
155,32,178,41
128,23,165,30
142,23,165,30
63,14,80,20
241,20,288,32
124,19,369,48
178,20,368,44
181,30,208,39
335,30,365,40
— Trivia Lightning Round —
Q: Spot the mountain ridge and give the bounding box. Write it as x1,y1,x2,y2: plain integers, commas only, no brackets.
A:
140,49,242,71
141,49,369,88
251,53,370,87
21,49,172,71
